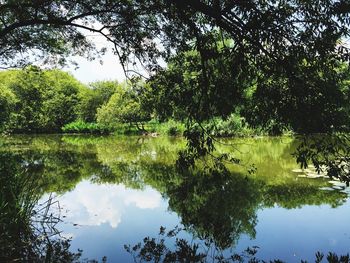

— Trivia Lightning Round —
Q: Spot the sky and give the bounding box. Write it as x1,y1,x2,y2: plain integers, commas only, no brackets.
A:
65,49,126,84
63,30,159,84
62,32,128,84
0,25,154,84
0,22,155,84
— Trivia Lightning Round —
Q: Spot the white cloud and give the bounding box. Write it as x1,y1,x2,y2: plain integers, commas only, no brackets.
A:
56,181,162,228
66,50,126,84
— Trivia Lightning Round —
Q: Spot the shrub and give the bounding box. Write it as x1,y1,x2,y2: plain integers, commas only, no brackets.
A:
163,120,185,136
205,114,263,137
61,121,112,134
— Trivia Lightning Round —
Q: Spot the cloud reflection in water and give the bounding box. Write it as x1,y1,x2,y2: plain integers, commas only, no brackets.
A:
57,181,162,228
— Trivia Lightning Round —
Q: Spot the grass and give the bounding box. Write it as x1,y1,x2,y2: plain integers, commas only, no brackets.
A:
62,120,113,134
61,119,186,136
61,117,290,138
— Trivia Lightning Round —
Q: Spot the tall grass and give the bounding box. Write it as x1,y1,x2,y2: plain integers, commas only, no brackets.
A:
0,152,82,262
62,120,113,134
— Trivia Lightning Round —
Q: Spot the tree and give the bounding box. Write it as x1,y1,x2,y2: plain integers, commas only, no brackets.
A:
241,57,350,133
0,67,85,133
0,0,164,69
0,84,16,132
96,82,151,130
77,80,117,122
7,67,48,132
1,0,350,181
1,1,350,73
148,40,253,122
41,69,85,130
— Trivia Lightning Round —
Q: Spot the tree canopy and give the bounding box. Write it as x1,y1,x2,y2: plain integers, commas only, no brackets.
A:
2,0,350,129
1,0,350,182
0,67,86,133
96,82,151,129
2,1,350,71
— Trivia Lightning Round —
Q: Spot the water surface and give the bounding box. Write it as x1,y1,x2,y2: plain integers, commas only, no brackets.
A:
0,135,349,262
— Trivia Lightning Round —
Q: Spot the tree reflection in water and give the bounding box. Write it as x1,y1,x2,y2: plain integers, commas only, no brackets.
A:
125,226,350,263
165,168,261,249
1,135,349,262
0,152,82,262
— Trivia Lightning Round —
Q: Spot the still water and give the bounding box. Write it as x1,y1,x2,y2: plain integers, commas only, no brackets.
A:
0,135,349,262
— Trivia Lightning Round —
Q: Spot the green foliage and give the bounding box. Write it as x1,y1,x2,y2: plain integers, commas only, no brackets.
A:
126,227,350,263
77,80,117,122
148,40,251,122
294,134,350,184
0,152,38,233
167,125,181,136
2,0,350,181
0,67,120,134
0,151,83,262
146,36,350,175
96,82,151,130
0,84,16,132
5,67,47,132
40,69,84,130
0,67,85,133
62,120,112,134
2,1,350,91
243,59,350,134
154,119,185,136
205,114,260,137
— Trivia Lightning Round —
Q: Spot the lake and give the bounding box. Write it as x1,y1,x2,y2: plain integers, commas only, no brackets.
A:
0,135,349,262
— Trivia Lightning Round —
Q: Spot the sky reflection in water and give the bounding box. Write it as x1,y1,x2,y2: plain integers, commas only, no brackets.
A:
52,179,350,262
52,181,184,262
1,135,350,262
57,181,162,229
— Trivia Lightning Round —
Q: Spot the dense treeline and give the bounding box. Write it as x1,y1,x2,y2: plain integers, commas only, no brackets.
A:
0,67,84,133
0,64,265,136
146,39,350,136
1,55,350,136
1,38,349,136
0,66,152,134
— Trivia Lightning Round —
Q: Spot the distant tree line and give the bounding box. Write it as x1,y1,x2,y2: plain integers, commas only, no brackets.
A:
1,52,350,137
0,66,151,134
